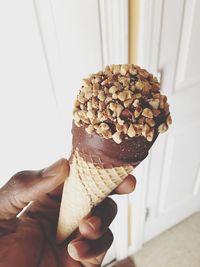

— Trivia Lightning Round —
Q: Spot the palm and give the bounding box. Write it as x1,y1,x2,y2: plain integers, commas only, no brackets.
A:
0,209,82,267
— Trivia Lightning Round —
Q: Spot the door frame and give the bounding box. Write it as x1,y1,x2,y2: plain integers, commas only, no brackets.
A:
128,0,164,254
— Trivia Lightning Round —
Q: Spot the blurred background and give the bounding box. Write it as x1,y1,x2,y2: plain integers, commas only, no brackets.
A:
0,0,200,266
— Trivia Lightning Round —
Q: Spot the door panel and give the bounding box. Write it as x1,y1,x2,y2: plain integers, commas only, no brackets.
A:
144,0,200,242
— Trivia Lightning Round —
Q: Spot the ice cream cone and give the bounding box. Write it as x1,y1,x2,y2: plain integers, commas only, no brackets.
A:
56,64,172,243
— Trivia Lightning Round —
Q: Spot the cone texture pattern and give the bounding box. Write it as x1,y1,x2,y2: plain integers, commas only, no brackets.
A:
57,150,134,243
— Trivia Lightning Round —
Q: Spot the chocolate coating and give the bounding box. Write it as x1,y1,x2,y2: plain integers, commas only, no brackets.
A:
72,123,158,168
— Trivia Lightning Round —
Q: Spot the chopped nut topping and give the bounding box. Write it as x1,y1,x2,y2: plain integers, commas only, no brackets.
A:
134,106,142,118
149,99,159,109
87,101,93,110
87,110,95,119
124,99,133,107
102,130,112,139
127,124,136,137
118,91,127,101
142,108,153,119
74,112,81,122
147,129,154,142
117,117,125,125
112,132,122,144
73,64,171,143
116,123,124,133
146,118,155,127
113,65,121,74
109,86,118,94
153,109,161,117
99,122,109,131
98,91,105,101
113,93,118,99
120,64,129,75
132,99,140,107
158,123,168,133
136,81,144,90
85,125,94,134
85,92,93,100
166,114,172,126
133,93,142,99
142,124,150,138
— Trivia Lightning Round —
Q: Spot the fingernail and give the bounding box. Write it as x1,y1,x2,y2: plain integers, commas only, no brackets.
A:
42,159,65,177
68,241,88,260
82,216,101,232
67,243,79,260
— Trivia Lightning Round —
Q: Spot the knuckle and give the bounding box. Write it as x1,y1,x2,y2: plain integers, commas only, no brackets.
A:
106,197,118,214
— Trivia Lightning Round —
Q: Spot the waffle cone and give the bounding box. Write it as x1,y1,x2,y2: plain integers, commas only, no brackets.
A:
56,150,134,243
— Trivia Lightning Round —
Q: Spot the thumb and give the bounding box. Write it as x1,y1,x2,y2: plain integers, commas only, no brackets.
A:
0,158,69,220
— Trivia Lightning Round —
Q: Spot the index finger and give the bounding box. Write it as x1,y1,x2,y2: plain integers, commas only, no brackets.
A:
112,174,137,195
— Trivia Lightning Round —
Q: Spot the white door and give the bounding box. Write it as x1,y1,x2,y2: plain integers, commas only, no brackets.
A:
137,0,200,242
0,0,130,265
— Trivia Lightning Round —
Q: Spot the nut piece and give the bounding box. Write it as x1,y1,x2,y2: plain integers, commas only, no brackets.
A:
145,118,155,127
74,112,81,122
113,65,121,74
78,94,86,104
109,103,123,117
87,110,95,119
129,67,137,75
149,99,160,109
134,106,142,118
118,91,127,101
127,124,136,137
117,117,125,125
134,124,142,135
132,99,140,107
142,108,153,118
121,108,132,119
99,101,106,111
120,64,129,75
158,123,168,133
99,122,109,131
85,125,94,134
113,93,118,99
116,123,124,133
98,91,105,101
142,124,150,138
133,93,142,99
74,120,81,127
153,109,161,117
109,86,118,94
146,129,154,142
85,92,93,99
102,130,112,139
82,78,90,87
112,132,122,144
159,95,167,109
87,101,93,111
166,114,172,126
124,99,133,107
136,81,144,90
164,103,170,114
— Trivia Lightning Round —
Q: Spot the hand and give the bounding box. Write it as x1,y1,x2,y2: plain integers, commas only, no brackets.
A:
0,159,136,267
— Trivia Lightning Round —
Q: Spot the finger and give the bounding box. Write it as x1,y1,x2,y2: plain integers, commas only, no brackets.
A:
82,252,106,267
112,174,136,194
0,159,69,220
79,198,117,240
67,229,113,262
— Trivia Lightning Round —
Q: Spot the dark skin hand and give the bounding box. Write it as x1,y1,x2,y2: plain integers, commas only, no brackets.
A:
0,159,136,267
